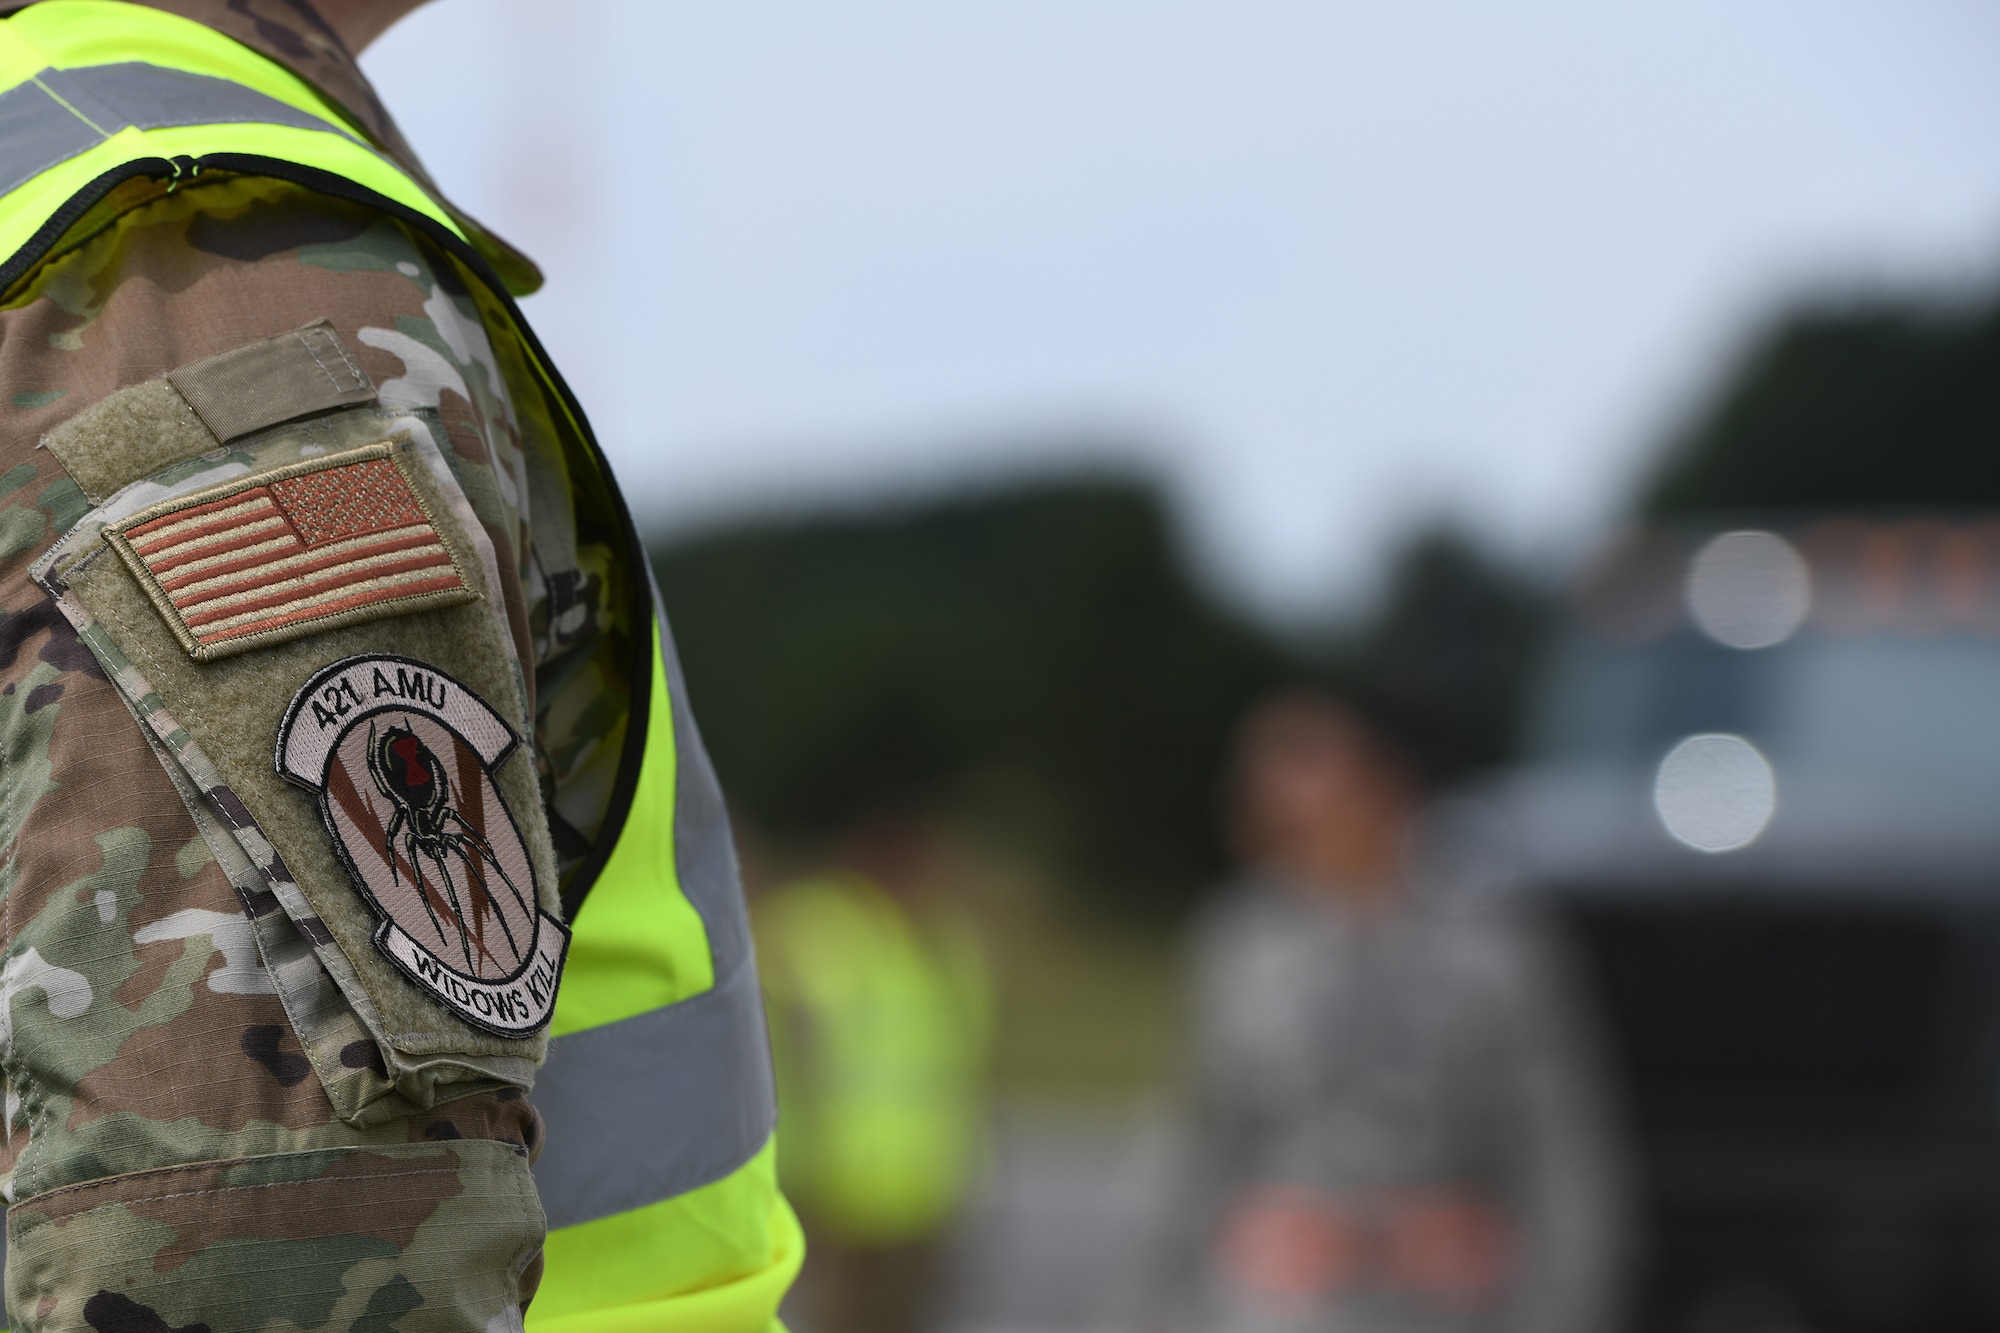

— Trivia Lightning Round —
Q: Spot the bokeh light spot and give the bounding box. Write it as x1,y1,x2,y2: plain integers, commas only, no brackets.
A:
1685,530,1812,649
1653,733,1777,853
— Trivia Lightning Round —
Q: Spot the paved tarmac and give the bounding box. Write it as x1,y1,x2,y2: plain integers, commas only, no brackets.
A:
940,1100,1176,1333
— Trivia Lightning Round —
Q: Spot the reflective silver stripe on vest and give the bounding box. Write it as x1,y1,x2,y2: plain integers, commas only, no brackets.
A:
530,588,777,1230
0,62,356,197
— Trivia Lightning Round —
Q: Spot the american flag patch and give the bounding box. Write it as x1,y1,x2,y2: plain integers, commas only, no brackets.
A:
110,442,478,662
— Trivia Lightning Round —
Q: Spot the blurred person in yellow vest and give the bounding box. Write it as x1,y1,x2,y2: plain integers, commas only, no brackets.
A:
753,810,994,1333
1142,689,1629,1333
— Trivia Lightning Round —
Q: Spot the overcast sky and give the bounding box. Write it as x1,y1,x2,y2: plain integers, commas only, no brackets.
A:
364,2,2000,614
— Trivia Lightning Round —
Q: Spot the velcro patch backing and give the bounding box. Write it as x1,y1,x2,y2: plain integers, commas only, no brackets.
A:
168,318,377,444
108,442,478,661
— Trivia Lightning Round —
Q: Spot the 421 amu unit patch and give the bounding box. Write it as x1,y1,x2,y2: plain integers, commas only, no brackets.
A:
277,655,568,1035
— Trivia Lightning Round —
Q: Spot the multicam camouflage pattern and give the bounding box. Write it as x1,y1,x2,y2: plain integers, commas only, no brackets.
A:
0,10,638,1317
8,1139,542,1332
33,402,554,1111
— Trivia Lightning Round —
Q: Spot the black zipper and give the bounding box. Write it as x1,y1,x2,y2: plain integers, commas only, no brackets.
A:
4,151,652,923
0,156,181,296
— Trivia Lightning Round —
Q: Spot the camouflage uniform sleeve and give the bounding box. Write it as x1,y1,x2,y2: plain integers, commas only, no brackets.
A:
0,174,591,1330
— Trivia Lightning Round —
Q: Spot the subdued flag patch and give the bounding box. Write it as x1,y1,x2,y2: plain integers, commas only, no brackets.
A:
109,441,477,661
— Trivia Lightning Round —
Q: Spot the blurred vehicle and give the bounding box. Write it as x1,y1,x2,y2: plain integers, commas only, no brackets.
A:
1467,518,2000,1333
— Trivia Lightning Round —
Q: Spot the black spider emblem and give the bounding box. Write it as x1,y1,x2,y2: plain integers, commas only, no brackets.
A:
368,720,533,975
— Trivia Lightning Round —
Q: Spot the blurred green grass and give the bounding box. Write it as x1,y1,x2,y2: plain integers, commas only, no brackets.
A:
956,848,1183,1100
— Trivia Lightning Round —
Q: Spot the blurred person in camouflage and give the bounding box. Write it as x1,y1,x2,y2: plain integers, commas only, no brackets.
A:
1143,691,1627,1333
0,1,796,1328
754,809,992,1333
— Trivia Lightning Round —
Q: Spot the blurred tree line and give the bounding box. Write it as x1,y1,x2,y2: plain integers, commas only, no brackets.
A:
1643,285,2000,513
655,279,2000,918
652,477,1551,917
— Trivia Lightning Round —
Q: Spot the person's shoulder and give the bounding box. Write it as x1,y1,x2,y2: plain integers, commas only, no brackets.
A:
1186,874,1316,967
2,178,442,400
1416,891,1575,999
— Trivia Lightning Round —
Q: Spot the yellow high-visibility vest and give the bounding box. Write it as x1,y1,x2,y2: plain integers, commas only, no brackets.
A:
0,3,801,1328
757,874,991,1247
